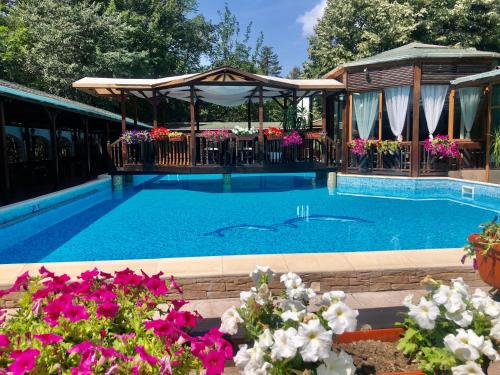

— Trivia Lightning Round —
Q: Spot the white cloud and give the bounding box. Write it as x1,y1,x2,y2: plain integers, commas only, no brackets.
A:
297,0,327,37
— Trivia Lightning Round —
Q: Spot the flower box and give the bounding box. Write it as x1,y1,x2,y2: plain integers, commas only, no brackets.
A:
168,136,185,142
336,328,424,375
468,233,500,288
236,135,257,141
305,132,322,140
266,135,283,141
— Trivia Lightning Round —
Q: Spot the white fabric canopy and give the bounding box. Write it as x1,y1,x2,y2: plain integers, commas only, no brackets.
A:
353,91,379,139
458,87,482,139
421,85,449,137
384,86,410,141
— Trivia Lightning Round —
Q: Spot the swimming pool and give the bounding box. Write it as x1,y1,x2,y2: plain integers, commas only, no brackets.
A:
0,173,498,264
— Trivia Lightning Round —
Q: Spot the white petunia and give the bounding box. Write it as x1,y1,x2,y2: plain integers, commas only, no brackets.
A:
220,306,243,335
317,350,356,375
444,329,483,362
408,297,440,330
294,318,333,362
271,327,299,360
471,289,500,318
451,361,485,375
240,288,256,304
433,285,466,313
402,294,414,308
257,328,273,349
287,286,316,302
250,265,274,284
234,344,251,369
255,283,272,305
479,338,499,361
445,308,473,328
322,301,359,334
281,299,306,322
490,318,500,341
280,272,302,289
451,277,470,298
321,291,346,305
239,345,267,374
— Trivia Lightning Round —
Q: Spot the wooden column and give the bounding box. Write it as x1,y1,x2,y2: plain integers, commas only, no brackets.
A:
448,89,455,139
196,101,200,132
321,90,328,163
378,91,383,140
134,97,138,129
308,96,313,130
0,99,10,204
258,86,264,162
190,86,196,166
348,93,353,141
247,101,251,130
485,84,492,181
83,118,91,179
105,122,110,142
341,73,350,173
120,91,127,164
151,91,158,129
411,63,422,177
48,110,60,188
292,89,297,129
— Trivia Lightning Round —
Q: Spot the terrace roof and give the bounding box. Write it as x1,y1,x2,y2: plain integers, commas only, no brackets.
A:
73,66,344,107
324,43,500,78
0,79,149,127
450,68,500,87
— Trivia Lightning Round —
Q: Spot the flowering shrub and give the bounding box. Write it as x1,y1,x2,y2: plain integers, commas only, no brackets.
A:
220,265,359,374
398,277,499,374
0,267,232,374
462,219,500,270
151,127,170,141
423,135,460,159
120,130,153,144
282,131,303,147
377,140,401,155
232,126,258,136
263,127,283,137
349,138,375,156
200,130,230,142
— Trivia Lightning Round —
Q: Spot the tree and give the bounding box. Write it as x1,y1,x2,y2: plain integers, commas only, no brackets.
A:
304,0,500,78
258,46,282,76
287,66,302,79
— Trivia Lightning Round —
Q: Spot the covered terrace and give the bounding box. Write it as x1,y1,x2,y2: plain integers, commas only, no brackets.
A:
73,66,344,174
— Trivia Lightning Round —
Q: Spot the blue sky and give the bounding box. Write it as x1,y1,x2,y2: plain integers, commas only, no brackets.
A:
197,0,327,76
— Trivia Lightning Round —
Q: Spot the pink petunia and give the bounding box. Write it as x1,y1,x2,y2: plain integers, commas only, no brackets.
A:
114,268,142,287
34,333,63,345
62,304,89,322
68,341,93,354
135,345,159,366
79,268,99,282
0,334,10,349
144,274,169,296
200,350,225,375
96,302,120,319
8,348,40,375
38,266,55,278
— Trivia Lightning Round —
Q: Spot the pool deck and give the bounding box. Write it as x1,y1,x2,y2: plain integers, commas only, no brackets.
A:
0,248,484,305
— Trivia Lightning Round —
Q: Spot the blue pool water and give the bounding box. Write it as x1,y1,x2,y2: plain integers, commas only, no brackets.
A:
0,174,499,264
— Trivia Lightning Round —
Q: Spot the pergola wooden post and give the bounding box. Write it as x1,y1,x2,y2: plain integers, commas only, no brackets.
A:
308,97,313,130
321,90,327,163
83,118,91,179
341,74,349,173
258,85,264,162
120,91,127,164
247,101,251,130
411,63,422,177
292,89,297,129
190,85,196,165
448,89,455,139
47,109,60,188
151,91,158,129
0,99,10,204
485,83,493,181
134,97,138,129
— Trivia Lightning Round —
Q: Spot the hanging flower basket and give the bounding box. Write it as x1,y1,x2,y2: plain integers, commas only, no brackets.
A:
283,131,303,147
150,127,170,141
236,135,257,141
232,126,258,141
305,132,322,140
264,127,283,140
200,129,230,142
167,132,185,142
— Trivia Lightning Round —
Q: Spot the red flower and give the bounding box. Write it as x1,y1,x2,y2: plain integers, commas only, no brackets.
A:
96,302,120,319
8,348,40,375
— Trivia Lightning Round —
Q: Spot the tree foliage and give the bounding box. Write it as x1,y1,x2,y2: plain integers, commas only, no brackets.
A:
304,0,500,78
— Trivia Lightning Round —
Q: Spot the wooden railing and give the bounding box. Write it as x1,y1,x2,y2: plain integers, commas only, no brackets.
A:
107,132,340,171
347,142,412,175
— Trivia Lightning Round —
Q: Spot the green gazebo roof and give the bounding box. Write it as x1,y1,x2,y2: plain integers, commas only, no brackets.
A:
450,68,500,87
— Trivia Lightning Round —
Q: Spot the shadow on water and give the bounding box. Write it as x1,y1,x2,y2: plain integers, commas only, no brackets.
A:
0,176,164,264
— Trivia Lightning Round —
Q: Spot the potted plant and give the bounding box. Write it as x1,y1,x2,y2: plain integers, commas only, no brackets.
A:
378,139,402,168
150,126,170,141
305,130,327,141
200,129,230,142
232,126,258,141
350,138,376,172
490,128,500,183
423,135,460,171
119,130,153,145
263,127,284,140
398,276,499,374
167,131,185,142
463,219,500,288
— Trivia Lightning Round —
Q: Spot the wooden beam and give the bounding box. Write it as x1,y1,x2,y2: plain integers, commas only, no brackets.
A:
196,100,200,132
259,85,264,161
292,89,298,129
247,101,251,130
47,109,60,188
271,97,284,109
309,96,313,130
321,90,327,133
341,74,349,173
411,63,422,177
448,89,455,139
348,93,353,141
120,91,127,164
0,99,10,204
152,92,158,129
378,91,383,140
190,85,196,166
485,84,492,181
83,118,91,179
134,97,138,128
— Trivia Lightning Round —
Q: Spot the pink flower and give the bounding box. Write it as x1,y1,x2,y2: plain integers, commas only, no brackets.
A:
143,272,169,296
0,334,10,349
10,272,30,293
96,302,120,319
68,341,93,354
200,350,225,375
79,268,99,281
34,333,63,345
43,294,72,326
8,348,40,375
38,266,55,278
114,268,142,287
170,276,183,294
63,304,89,322
135,345,159,366
283,131,303,146
167,310,197,328
171,299,187,310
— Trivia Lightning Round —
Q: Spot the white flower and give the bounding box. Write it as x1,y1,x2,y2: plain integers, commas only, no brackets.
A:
471,289,500,318
445,309,473,328
402,294,414,308
408,297,440,330
271,327,299,360
234,344,251,369
248,362,271,375
220,307,243,335
240,289,256,304
288,286,316,302
257,328,273,349
255,283,271,305
250,265,274,284
280,272,302,289
451,277,470,298
237,345,268,374
281,299,306,322
433,285,466,313
451,361,485,375
490,318,500,341
294,318,333,362
479,338,499,361
444,329,483,362
317,350,356,375
321,291,346,305
322,301,358,334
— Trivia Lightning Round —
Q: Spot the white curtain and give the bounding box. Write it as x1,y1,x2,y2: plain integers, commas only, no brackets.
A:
458,87,482,139
353,91,379,139
421,85,449,137
384,86,410,141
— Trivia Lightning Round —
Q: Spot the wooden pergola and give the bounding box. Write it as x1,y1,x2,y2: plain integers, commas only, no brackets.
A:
73,66,344,168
